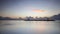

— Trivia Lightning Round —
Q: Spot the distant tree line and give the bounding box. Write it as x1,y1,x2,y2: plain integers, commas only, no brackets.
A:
0,14,60,20
0,16,18,20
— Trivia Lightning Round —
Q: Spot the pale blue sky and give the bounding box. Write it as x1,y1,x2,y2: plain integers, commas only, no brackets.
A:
0,0,60,18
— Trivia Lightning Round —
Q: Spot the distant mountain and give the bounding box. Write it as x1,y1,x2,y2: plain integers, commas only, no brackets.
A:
0,16,12,20
0,14,60,20
51,14,60,20
0,16,18,20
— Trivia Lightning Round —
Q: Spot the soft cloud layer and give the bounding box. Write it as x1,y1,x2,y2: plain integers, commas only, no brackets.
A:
33,9,46,12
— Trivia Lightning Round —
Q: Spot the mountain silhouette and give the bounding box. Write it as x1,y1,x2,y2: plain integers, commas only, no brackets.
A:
0,14,60,20
51,14,60,20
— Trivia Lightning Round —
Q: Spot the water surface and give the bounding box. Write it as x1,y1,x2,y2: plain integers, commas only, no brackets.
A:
0,20,60,34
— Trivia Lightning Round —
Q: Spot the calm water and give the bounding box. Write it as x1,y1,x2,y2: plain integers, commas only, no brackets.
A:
0,20,60,34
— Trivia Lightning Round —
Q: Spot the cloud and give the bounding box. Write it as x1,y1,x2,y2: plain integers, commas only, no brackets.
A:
32,9,46,12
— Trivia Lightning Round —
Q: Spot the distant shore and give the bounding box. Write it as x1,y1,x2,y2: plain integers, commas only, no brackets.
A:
0,19,55,21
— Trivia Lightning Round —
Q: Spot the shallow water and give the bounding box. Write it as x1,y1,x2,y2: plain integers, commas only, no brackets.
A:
0,20,60,34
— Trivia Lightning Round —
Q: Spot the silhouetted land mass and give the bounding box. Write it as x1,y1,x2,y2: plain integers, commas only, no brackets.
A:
51,14,60,20
0,14,60,20
0,16,19,20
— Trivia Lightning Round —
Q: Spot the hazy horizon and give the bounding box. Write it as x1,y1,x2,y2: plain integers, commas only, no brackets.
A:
0,0,60,18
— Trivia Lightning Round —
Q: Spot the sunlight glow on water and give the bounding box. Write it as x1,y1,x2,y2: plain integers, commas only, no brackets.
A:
0,20,60,34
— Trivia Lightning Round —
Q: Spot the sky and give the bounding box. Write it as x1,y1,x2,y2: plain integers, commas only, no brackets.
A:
0,0,60,18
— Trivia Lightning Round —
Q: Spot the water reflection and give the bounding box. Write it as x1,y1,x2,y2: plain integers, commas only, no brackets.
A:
0,20,60,34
